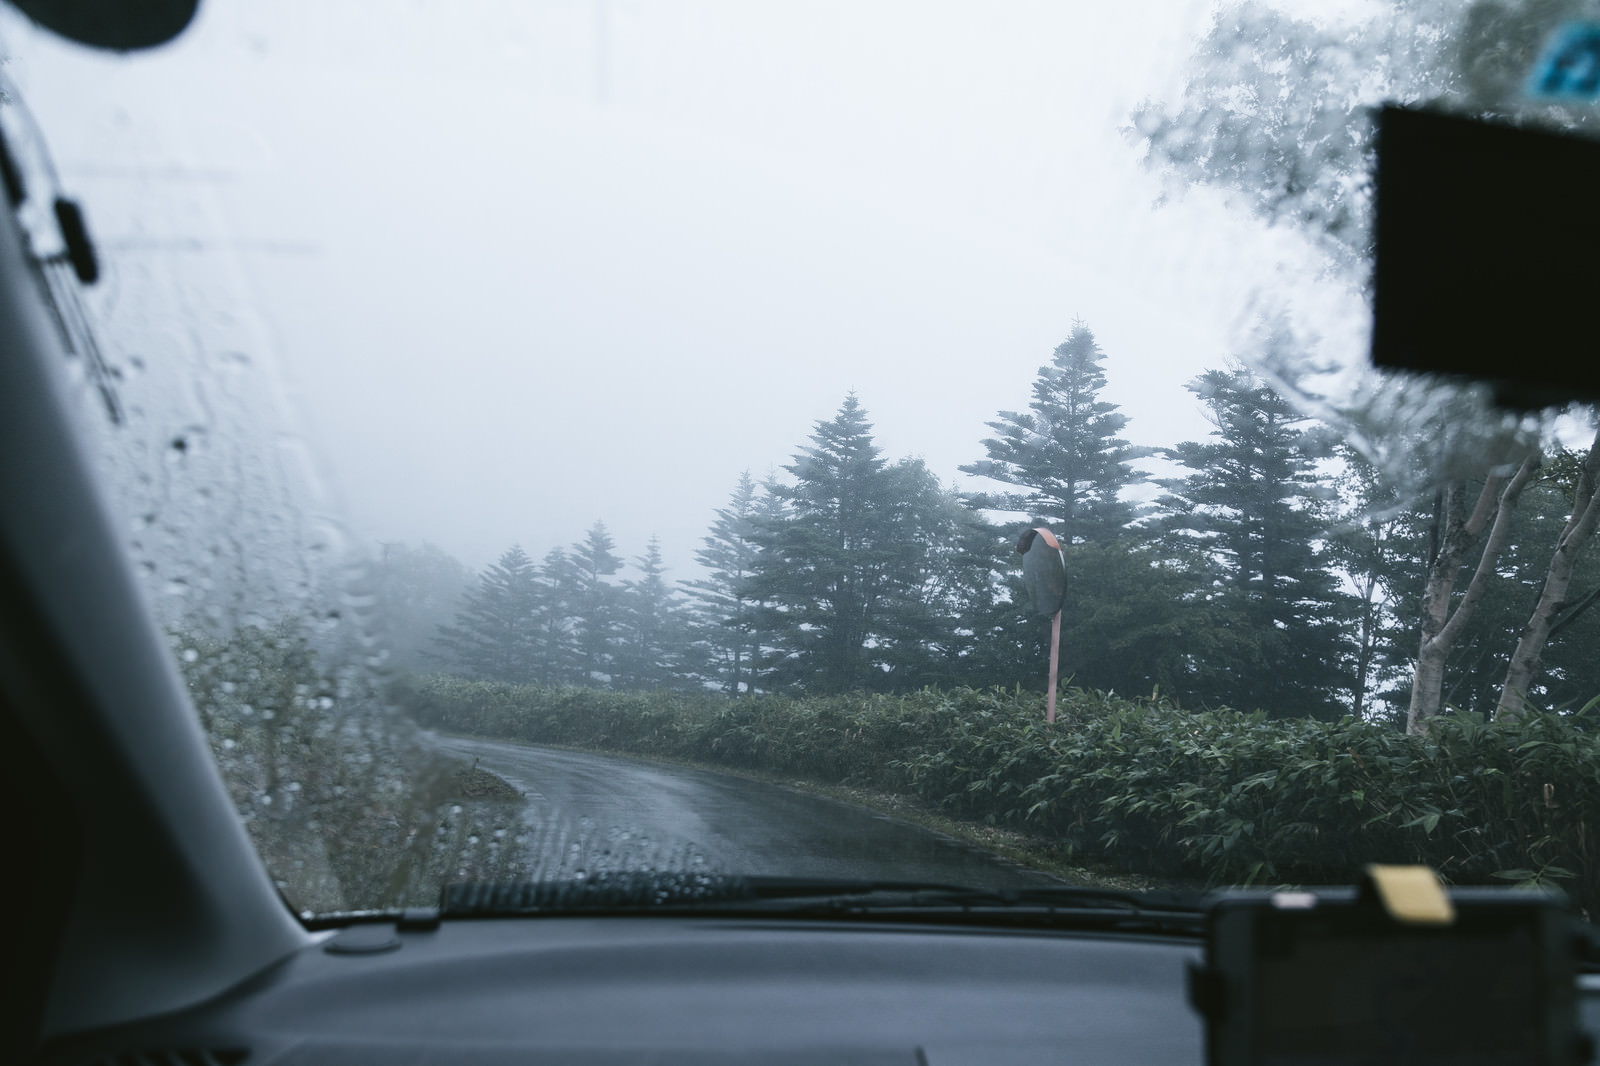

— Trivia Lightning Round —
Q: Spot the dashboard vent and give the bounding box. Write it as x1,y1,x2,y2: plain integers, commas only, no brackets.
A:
89,1049,248,1066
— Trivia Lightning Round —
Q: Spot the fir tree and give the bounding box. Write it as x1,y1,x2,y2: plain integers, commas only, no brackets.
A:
1157,367,1354,719
433,546,540,683
747,395,969,693
615,537,688,690
683,471,764,695
531,546,578,684
568,522,623,685
962,320,1150,544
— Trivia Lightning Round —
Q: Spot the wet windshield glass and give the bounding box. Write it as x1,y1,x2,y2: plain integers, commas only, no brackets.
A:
6,0,1600,918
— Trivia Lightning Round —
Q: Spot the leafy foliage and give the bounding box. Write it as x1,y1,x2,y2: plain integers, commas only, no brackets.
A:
179,623,530,913
402,677,1600,914
411,371,1599,733
1129,0,1597,273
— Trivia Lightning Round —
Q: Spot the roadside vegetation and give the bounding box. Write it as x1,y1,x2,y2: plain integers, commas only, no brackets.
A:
400,676,1600,914
395,344,1600,738
149,0,1600,915
177,623,530,914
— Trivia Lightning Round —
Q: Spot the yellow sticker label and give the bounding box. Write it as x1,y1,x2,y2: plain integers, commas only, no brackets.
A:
1366,864,1456,926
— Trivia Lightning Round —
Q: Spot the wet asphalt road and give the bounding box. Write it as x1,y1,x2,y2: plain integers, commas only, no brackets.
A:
434,734,1062,891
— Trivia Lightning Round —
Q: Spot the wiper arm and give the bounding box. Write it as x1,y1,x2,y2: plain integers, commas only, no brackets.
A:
721,879,1206,935
438,873,959,914
434,874,1205,935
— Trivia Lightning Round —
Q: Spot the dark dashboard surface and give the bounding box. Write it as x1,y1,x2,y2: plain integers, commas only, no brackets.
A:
41,919,1207,1066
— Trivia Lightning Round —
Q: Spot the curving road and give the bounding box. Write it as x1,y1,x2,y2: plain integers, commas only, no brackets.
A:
434,734,1062,891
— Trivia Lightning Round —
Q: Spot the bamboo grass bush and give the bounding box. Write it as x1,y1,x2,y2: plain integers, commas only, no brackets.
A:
398,676,1600,912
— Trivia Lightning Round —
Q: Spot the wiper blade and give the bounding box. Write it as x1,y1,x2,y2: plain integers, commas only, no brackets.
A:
444,872,768,913
436,874,1205,935
721,879,1206,935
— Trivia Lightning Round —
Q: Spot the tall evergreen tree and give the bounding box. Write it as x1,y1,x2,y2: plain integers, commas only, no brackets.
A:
568,522,623,685
962,320,1150,544
433,546,540,683
615,537,688,690
684,471,764,694
1056,538,1220,700
740,476,793,692
530,546,578,684
861,459,993,688
1157,367,1354,719
746,395,968,693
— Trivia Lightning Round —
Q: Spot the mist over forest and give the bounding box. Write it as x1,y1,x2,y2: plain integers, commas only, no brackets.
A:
374,319,1600,735
108,0,1600,912
364,0,1600,737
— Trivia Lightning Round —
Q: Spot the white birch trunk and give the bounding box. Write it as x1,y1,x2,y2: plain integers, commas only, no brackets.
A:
1495,429,1600,719
1407,452,1539,735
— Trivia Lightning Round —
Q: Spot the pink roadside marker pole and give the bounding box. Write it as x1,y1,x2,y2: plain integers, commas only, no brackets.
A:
1018,525,1068,727
1047,609,1061,724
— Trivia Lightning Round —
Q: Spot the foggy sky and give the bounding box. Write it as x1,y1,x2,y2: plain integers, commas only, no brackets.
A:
1,1,1356,581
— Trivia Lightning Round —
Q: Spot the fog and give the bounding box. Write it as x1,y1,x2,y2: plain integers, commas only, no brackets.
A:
0,1,1347,579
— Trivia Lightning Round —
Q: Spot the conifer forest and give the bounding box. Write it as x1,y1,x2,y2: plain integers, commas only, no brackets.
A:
386,321,1600,736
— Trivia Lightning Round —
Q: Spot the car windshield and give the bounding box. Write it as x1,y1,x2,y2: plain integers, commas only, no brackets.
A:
5,0,1599,920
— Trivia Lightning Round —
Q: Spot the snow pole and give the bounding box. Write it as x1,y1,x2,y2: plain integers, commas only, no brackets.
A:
1016,526,1068,724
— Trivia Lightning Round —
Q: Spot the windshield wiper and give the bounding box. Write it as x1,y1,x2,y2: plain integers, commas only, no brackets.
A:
426,874,1206,936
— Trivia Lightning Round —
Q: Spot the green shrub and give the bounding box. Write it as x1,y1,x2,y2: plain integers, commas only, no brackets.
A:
180,627,530,913
395,675,1600,913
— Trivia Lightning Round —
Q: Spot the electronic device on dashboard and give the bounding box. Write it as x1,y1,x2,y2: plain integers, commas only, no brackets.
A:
1372,104,1600,409
1190,866,1588,1066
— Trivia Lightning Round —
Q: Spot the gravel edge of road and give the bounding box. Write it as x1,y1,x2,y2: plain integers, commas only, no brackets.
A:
433,730,1181,893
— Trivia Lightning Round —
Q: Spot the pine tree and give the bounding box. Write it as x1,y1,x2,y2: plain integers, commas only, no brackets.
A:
1156,367,1354,719
433,546,540,683
530,546,578,684
683,471,764,695
1056,538,1217,700
962,320,1150,544
746,395,969,693
568,522,623,685
860,458,987,688
615,537,688,690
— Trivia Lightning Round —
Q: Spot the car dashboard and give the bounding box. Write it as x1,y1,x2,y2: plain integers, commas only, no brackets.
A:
7,5,1600,1066
40,918,1205,1066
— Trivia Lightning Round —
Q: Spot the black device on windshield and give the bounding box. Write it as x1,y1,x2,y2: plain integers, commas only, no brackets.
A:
1191,866,1587,1066
1372,104,1600,409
